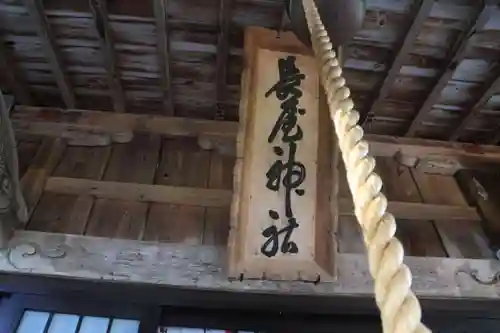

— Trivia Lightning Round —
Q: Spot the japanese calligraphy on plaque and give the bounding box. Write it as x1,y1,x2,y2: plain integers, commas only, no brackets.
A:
229,27,335,282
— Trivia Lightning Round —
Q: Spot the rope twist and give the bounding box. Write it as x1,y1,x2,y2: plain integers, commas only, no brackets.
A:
302,1,431,332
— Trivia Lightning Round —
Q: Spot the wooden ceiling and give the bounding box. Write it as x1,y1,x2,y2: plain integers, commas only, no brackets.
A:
1,0,500,144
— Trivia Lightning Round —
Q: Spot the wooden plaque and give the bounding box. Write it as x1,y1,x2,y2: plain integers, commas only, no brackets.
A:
229,27,336,282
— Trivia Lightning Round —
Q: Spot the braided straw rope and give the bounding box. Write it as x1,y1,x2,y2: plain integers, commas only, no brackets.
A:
301,1,431,332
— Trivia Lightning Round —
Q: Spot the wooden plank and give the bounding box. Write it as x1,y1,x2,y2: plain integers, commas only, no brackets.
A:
204,152,234,245
153,0,175,115
0,40,31,105
85,134,160,239
145,138,209,244
29,140,111,235
404,5,492,136
4,230,500,299
53,146,111,180
28,194,93,235
229,27,334,282
214,0,233,119
21,0,76,108
375,157,446,257
89,0,126,113
86,199,147,239
363,0,433,125
412,170,491,259
450,73,500,141
20,138,66,218
456,170,500,257
103,134,160,184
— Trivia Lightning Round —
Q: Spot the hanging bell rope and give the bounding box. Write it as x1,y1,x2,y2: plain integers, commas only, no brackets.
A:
301,0,431,332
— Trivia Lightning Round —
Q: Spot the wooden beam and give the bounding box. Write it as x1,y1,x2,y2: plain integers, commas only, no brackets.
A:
14,106,500,169
3,230,500,299
11,106,238,139
362,0,433,125
214,0,233,119
339,198,480,222
0,40,32,105
153,0,175,116
449,73,500,141
45,177,232,207
404,5,492,137
22,0,76,108
89,0,126,113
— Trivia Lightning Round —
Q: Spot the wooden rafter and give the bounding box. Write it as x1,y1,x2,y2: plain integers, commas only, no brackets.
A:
89,0,126,113
22,0,75,108
214,0,233,120
153,0,175,116
404,5,492,137
362,0,434,125
0,40,31,105
449,69,500,141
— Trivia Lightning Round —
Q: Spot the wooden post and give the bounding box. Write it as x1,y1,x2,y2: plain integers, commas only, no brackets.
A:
229,27,335,282
0,91,28,247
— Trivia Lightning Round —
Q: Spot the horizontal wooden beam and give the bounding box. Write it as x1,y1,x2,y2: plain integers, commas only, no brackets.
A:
3,230,500,298
43,176,479,222
13,106,500,169
12,106,238,138
339,198,480,222
45,177,232,208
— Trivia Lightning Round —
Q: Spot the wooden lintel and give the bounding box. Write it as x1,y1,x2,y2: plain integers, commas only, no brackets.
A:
22,0,76,108
89,0,126,113
45,177,232,207
3,230,500,299
450,73,500,141
214,0,233,119
363,0,433,125
153,0,175,116
14,106,500,169
0,39,32,105
12,106,238,139
405,5,492,137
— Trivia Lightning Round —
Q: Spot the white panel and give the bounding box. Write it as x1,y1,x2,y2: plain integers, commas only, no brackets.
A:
181,329,204,333
79,316,110,333
166,327,183,333
16,311,50,333
47,314,79,333
109,319,140,333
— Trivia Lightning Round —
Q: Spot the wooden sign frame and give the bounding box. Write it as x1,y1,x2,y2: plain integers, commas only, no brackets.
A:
228,27,336,282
